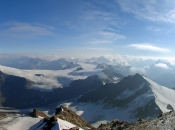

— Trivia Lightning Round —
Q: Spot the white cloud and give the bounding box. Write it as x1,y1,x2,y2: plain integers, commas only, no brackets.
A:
0,22,55,38
154,63,170,69
129,66,147,75
117,0,175,23
128,44,170,53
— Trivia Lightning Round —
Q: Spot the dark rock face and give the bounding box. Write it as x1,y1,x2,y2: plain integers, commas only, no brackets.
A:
0,71,35,107
75,67,83,71
43,116,58,130
0,71,103,109
78,73,148,103
55,107,63,115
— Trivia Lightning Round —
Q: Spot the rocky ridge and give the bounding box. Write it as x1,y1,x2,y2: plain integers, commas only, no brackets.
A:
98,111,175,130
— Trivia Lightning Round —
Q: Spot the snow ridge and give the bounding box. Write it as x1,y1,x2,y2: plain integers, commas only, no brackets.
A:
144,76,175,113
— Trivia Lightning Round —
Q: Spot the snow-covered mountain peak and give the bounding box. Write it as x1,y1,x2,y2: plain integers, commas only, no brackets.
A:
143,76,175,113
76,73,175,122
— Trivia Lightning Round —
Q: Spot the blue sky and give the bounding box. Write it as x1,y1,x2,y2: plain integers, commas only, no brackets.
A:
0,0,175,57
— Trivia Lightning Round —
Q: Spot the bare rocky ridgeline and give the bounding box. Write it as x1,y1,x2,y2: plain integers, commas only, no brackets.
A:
98,111,175,130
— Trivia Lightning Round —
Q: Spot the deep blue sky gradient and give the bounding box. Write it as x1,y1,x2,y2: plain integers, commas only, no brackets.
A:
0,0,175,57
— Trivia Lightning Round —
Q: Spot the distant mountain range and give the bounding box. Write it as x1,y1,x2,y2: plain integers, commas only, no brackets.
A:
0,57,77,70
1,56,175,82
0,56,130,70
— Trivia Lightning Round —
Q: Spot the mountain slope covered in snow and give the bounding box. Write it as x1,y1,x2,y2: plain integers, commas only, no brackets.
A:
76,73,175,122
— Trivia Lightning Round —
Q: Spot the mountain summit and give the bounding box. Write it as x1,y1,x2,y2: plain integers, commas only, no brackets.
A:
78,73,175,120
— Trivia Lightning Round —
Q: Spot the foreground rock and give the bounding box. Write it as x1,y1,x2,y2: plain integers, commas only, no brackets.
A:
55,106,94,129
98,111,175,130
29,108,49,118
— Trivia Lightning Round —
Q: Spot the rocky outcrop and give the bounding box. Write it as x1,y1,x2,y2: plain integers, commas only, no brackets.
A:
55,106,94,129
29,108,49,118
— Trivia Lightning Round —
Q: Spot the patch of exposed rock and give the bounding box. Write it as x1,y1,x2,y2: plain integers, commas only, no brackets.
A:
0,112,7,119
29,108,49,118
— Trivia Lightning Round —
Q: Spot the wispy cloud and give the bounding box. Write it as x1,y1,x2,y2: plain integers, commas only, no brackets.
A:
0,22,55,38
76,31,126,45
83,47,112,51
88,40,112,44
69,1,126,45
99,31,126,40
128,43,170,53
117,0,175,23
146,26,162,32
83,7,122,28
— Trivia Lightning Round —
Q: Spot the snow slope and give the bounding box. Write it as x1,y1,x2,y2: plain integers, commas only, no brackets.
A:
0,114,83,130
0,114,43,130
144,76,175,113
